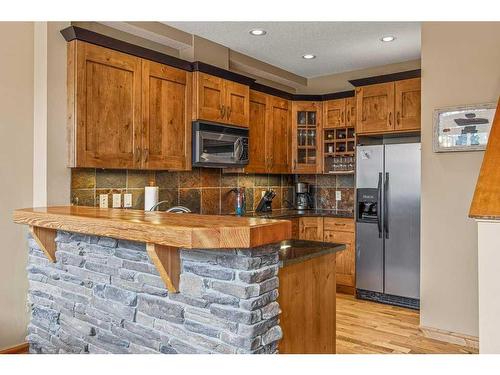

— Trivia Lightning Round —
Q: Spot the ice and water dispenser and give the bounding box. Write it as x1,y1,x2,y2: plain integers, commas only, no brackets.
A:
356,188,379,223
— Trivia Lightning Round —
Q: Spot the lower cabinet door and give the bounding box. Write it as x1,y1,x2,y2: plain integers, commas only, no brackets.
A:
323,227,356,293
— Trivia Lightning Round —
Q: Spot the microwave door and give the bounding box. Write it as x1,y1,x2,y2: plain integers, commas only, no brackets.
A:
199,131,239,163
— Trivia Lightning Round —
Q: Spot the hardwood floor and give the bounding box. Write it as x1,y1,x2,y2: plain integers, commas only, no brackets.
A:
336,293,478,354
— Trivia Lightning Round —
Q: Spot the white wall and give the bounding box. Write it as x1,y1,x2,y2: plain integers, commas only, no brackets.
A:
0,22,34,350
46,22,70,205
0,21,69,350
420,22,500,337
477,221,500,352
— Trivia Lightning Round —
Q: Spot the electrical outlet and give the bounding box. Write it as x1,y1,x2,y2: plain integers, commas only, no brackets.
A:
99,194,108,208
112,193,122,208
336,190,342,201
123,193,132,208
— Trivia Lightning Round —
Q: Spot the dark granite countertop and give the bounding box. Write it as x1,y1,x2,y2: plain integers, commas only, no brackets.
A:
245,209,354,220
278,239,346,267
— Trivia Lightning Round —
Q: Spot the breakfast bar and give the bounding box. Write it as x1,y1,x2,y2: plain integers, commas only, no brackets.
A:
13,206,344,354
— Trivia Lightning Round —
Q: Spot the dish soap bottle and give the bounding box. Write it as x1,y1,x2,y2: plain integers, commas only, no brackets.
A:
231,188,246,216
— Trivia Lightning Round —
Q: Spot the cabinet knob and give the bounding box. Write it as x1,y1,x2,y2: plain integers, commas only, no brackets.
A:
397,111,401,126
389,112,392,126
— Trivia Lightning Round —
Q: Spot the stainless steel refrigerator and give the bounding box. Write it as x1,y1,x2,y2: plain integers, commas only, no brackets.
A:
355,143,421,309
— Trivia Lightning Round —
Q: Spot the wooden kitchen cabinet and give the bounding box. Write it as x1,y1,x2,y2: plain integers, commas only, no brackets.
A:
299,217,324,241
193,72,225,124
68,41,192,170
323,217,356,294
246,90,291,174
141,60,192,170
247,91,268,172
356,82,395,135
292,101,323,174
70,41,142,169
356,78,421,135
395,78,421,132
268,96,291,173
323,98,346,128
322,96,356,174
193,72,249,127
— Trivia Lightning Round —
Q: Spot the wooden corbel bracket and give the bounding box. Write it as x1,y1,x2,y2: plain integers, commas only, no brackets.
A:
29,226,57,262
146,244,181,293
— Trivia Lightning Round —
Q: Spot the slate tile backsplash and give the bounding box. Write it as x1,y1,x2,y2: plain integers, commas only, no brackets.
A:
71,168,355,214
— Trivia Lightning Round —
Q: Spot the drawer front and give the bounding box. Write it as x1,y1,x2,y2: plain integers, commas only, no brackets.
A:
323,230,353,244
299,217,323,241
323,217,354,233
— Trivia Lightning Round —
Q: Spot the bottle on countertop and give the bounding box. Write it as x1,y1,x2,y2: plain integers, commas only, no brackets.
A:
231,187,246,216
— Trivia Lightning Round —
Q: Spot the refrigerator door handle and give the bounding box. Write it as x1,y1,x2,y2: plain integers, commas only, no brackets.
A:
377,172,383,238
384,172,389,239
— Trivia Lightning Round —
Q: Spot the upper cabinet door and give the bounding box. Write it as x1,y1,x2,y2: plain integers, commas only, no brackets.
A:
345,97,356,128
75,41,142,168
395,78,421,132
268,97,291,173
225,80,250,127
142,60,192,170
247,91,268,173
356,82,395,134
194,72,225,123
324,99,346,128
292,101,322,174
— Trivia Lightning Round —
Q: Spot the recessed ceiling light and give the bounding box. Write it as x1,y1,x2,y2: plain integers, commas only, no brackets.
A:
302,54,316,60
381,35,396,42
249,29,266,36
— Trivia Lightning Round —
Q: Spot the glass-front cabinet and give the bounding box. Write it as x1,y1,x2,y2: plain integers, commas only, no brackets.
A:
291,101,323,173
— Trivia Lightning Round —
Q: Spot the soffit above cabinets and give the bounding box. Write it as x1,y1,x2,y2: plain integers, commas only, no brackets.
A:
163,22,421,78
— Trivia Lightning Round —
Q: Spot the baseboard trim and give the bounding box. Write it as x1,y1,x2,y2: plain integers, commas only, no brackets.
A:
0,343,29,354
337,284,356,295
420,326,479,350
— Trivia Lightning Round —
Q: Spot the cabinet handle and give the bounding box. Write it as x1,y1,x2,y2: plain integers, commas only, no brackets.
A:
389,112,392,126
397,111,401,126
143,148,149,163
219,105,225,118
342,111,345,124
347,108,350,123
334,223,346,226
226,106,232,119
293,159,297,170
135,147,141,164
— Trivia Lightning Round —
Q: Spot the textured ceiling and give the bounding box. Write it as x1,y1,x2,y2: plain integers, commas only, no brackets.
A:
164,22,421,78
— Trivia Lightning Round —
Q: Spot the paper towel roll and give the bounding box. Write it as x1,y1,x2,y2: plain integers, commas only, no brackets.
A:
144,186,159,211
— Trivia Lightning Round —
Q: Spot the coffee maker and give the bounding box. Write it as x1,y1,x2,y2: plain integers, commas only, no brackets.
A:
295,182,312,210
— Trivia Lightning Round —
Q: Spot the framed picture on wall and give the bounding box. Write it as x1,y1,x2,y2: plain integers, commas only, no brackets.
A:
433,102,497,152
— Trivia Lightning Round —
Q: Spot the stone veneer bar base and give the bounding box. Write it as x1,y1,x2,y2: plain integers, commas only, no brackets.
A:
26,231,282,354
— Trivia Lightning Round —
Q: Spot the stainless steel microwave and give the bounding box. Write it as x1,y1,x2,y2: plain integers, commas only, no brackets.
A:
192,121,249,168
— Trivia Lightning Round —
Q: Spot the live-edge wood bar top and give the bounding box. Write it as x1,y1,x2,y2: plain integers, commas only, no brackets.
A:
13,206,291,249
470,97,500,220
